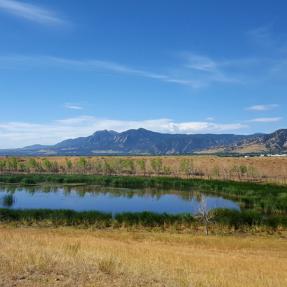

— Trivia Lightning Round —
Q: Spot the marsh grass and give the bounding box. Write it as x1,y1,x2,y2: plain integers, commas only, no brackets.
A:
0,208,286,232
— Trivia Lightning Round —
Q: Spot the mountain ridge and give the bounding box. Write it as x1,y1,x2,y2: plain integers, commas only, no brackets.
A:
1,128,286,156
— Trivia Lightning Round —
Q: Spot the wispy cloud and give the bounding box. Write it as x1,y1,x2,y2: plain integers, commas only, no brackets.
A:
1,44,287,89
181,52,241,85
0,0,65,25
0,52,254,88
181,25,287,86
0,116,247,148
246,25,280,51
64,103,83,110
247,26,272,44
0,55,205,88
249,117,282,123
185,54,217,72
246,104,279,111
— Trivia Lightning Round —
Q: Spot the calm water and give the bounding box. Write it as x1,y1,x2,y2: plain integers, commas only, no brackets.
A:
0,185,240,214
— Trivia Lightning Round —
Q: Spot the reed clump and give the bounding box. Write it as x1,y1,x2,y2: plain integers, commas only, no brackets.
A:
0,208,286,231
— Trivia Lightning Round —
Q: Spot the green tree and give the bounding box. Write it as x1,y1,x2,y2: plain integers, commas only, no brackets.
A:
179,159,193,177
150,158,163,175
51,161,59,173
111,159,123,174
163,165,171,175
103,160,113,175
121,159,135,175
43,159,53,172
93,160,103,174
77,157,88,172
6,157,18,172
247,166,257,178
18,163,28,172
212,166,220,178
230,165,240,178
27,158,42,172
0,160,6,172
65,159,73,172
136,159,146,176
239,165,248,177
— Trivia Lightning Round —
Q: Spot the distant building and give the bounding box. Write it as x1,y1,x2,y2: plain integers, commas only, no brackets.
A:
267,154,287,157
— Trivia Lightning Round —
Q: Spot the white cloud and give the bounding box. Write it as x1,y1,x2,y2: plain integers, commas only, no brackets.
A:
249,117,282,123
0,0,65,25
0,116,248,148
64,103,83,110
246,104,279,111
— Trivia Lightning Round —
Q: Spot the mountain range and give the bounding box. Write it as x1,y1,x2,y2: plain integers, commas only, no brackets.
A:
1,128,287,156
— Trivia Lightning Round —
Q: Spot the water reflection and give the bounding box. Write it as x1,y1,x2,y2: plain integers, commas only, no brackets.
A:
0,185,240,214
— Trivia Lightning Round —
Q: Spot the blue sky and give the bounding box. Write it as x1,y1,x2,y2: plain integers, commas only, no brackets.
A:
0,0,287,148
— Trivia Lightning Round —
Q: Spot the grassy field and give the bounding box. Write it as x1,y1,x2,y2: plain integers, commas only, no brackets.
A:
1,155,287,184
0,226,286,287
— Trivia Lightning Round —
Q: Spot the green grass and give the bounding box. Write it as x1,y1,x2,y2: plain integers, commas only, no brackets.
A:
0,208,112,227
0,208,286,230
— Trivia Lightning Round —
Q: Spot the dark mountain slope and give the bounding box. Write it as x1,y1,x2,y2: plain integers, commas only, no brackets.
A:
0,128,286,156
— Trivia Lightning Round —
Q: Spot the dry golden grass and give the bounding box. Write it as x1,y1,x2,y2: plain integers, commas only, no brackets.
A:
0,226,286,287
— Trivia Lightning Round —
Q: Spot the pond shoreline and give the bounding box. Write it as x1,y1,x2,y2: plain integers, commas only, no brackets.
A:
0,174,286,231
0,173,286,214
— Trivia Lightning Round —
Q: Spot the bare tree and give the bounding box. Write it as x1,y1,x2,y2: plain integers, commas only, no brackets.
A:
196,195,214,236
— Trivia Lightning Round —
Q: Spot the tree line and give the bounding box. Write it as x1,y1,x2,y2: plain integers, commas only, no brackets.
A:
0,157,260,181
